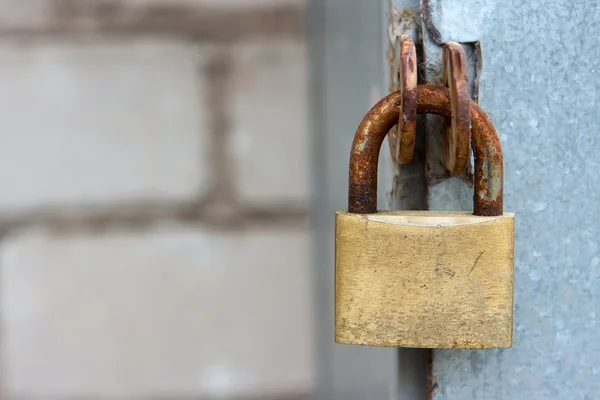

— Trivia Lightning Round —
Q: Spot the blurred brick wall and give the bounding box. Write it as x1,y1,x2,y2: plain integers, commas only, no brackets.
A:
0,1,312,399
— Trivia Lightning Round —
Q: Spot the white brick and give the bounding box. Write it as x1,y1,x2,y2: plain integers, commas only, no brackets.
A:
231,40,309,204
0,0,305,31
105,0,305,9
0,39,206,213
0,1,51,30
1,225,314,399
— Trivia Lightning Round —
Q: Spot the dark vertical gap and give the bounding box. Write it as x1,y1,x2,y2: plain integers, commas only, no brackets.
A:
396,347,430,400
427,349,436,399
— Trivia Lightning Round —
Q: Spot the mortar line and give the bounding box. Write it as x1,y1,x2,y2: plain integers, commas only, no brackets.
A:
0,2,305,41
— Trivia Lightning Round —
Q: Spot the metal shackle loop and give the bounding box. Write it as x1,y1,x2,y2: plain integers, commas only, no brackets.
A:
348,84,503,216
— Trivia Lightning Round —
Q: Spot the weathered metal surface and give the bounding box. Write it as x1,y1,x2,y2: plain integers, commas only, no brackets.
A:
336,210,514,348
348,85,503,216
426,0,600,399
421,0,494,43
442,42,471,175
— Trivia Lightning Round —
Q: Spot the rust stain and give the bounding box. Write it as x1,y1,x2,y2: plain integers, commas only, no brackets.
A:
472,41,483,103
421,0,443,45
398,9,417,35
348,85,503,216
389,6,418,37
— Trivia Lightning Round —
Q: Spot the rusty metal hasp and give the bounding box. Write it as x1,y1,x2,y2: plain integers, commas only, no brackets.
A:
334,62,514,348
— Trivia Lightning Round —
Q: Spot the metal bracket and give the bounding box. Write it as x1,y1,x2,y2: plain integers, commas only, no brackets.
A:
387,0,485,208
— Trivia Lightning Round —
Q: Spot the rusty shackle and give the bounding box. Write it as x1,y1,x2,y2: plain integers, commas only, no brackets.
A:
348,84,503,216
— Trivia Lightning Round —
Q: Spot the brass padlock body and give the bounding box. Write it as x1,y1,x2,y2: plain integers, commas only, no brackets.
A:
335,85,514,349
335,211,514,348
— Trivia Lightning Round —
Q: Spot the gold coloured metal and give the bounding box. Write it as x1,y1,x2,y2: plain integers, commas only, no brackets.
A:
335,211,514,348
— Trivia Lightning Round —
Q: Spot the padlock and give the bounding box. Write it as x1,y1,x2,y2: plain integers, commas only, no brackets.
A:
335,85,514,349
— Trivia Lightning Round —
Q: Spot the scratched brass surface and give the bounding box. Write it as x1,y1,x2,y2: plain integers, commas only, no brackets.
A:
335,211,514,348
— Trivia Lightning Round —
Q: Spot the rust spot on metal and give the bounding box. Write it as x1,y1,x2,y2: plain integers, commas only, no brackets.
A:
391,8,418,36
472,41,483,103
348,85,503,216
396,36,418,165
443,42,471,175
470,102,503,216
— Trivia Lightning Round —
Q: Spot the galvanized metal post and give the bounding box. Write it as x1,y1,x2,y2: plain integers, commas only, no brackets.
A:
420,1,600,399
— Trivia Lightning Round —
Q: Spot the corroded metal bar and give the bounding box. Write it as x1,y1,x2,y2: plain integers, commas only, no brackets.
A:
443,42,471,175
348,84,503,216
396,35,418,165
